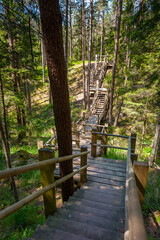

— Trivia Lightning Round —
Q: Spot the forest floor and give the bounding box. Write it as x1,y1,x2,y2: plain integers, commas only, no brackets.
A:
0,61,160,239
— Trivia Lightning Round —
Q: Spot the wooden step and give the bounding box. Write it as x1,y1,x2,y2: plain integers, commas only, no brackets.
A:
31,224,91,240
64,196,125,219
74,189,124,206
46,216,123,240
53,208,124,233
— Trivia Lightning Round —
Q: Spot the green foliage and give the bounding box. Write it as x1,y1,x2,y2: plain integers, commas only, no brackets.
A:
1,204,45,240
143,169,160,217
105,148,127,161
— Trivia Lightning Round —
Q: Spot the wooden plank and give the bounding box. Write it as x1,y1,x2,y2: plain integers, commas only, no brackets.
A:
47,216,121,240
87,175,126,187
74,189,124,206
54,208,123,232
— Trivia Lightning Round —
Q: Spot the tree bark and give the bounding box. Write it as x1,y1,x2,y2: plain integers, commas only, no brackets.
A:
108,0,123,126
150,108,160,167
100,0,105,62
113,96,123,127
0,115,19,202
95,10,100,59
87,0,93,110
65,0,68,72
69,0,73,61
82,0,86,108
39,0,73,201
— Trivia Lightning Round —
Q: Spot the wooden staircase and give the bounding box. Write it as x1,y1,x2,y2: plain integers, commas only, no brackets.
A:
30,157,126,240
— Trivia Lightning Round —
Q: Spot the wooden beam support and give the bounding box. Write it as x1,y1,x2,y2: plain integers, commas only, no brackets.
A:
131,132,137,154
39,148,56,218
101,124,108,157
80,146,88,183
91,127,97,157
133,160,149,208
75,131,80,148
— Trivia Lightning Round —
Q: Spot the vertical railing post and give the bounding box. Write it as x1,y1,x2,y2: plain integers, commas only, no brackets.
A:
75,131,80,148
82,124,85,139
51,127,56,146
101,125,108,157
131,132,137,164
37,140,44,150
80,146,88,183
39,148,56,218
91,127,97,157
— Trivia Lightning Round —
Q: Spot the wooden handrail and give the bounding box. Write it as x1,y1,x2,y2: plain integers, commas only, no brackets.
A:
0,164,89,221
125,137,147,240
0,151,90,180
91,144,128,151
92,132,129,138
44,134,57,146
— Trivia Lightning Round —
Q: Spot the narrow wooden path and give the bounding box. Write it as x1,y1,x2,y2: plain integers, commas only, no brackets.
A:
30,57,127,240
31,139,126,240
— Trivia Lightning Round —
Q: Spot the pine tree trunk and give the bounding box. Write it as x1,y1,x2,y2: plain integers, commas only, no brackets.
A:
108,0,123,126
82,0,86,108
100,0,105,62
113,96,123,127
95,10,100,59
87,0,93,110
0,115,19,202
65,0,68,72
69,0,73,61
39,0,73,201
150,108,160,167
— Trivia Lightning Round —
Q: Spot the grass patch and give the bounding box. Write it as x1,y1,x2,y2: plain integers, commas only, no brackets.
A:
104,148,127,161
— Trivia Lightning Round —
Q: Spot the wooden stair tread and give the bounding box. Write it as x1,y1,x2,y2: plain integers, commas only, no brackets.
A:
74,189,124,206
64,197,125,218
53,208,124,233
31,225,92,240
46,216,123,240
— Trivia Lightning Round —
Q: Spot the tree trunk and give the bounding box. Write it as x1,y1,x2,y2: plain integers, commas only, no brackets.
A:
113,96,123,127
69,0,73,61
94,10,100,59
82,0,86,108
108,0,123,126
100,0,105,62
150,108,160,167
41,32,46,83
65,0,68,72
0,115,19,202
39,0,73,201
156,136,160,162
87,0,93,111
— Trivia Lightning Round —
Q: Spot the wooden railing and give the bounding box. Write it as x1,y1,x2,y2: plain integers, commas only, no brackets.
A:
90,129,148,240
0,147,89,220
125,136,147,240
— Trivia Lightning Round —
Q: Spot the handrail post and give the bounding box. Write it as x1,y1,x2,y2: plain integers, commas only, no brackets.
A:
51,127,56,146
80,146,88,183
82,124,85,139
91,127,97,157
101,124,108,156
75,131,80,148
39,148,56,218
37,140,44,150
131,132,137,164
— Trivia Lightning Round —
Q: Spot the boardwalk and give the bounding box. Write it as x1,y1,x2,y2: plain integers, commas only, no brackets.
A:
31,135,127,240
30,56,127,240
